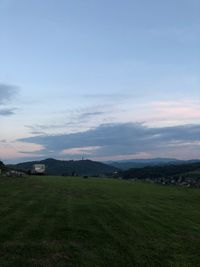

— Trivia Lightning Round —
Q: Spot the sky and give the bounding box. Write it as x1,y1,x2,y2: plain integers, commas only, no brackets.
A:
0,0,200,163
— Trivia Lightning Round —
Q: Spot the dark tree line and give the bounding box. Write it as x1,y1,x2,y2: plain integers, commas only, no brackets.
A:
123,162,200,180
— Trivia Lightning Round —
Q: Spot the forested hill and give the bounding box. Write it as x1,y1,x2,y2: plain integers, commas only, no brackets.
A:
8,158,119,176
123,162,200,179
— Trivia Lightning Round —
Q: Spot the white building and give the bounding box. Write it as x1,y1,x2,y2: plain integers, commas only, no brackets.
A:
32,164,46,175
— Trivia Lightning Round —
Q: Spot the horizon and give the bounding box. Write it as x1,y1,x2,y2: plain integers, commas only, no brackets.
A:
1,0,200,162
4,156,200,165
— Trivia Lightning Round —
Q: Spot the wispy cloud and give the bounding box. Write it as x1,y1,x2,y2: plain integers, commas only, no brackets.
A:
0,83,19,116
60,146,101,156
0,140,44,161
0,108,17,116
25,105,114,135
78,111,105,119
147,99,200,126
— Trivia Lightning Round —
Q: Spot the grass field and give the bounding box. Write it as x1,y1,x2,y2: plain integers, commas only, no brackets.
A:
0,176,199,267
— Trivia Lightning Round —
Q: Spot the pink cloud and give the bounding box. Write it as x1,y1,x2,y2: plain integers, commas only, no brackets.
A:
0,141,44,160
145,99,200,126
60,146,101,156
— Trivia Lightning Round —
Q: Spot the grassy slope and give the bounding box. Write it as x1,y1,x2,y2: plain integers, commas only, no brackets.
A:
0,176,199,267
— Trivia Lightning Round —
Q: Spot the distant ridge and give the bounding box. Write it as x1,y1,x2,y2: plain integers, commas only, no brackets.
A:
8,158,119,176
106,158,200,170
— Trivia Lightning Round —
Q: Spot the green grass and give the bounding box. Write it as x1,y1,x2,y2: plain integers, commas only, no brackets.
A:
0,176,199,267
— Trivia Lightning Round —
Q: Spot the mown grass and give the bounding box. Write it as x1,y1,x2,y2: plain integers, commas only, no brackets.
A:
0,176,199,267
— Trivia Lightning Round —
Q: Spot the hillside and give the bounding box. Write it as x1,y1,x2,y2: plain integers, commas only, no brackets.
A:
123,161,200,180
8,158,119,176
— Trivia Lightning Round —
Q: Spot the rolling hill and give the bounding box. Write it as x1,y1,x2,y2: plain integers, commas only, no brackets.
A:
8,158,119,176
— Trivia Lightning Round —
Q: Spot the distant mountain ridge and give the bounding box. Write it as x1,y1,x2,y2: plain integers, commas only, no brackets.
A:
8,158,119,176
106,158,200,170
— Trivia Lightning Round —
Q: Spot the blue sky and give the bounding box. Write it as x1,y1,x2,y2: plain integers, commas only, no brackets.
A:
0,0,200,162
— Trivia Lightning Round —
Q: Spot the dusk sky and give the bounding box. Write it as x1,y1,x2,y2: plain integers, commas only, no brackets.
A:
0,0,200,163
